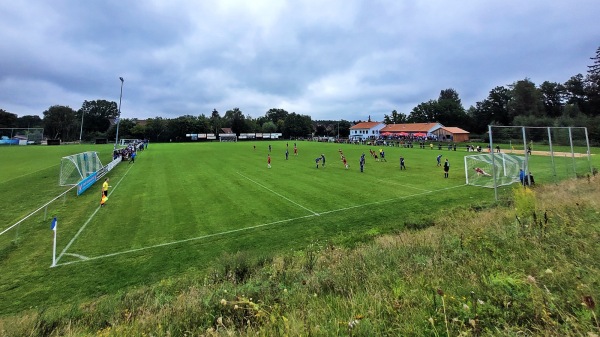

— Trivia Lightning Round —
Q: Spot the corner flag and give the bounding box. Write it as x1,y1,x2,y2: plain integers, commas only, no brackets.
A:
51,217,57,267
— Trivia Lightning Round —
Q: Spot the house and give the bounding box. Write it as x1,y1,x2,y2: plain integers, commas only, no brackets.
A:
431,126,470,142
379,122,444,138
349,122,386,140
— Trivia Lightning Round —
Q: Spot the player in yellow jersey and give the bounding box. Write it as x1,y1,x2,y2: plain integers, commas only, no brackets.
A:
102,178,110,197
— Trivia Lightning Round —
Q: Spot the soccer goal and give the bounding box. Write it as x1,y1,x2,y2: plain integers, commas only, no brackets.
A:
485,125,593,200
219,134,237,142
0,128,44,144
59,152,104,186
465,153,525,188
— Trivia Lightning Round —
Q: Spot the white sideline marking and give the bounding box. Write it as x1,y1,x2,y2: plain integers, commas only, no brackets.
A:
55,164,134,264
0,164,60,184
56,213,318,267
64,253,89,260
319,184,464,215
1,185,77,237
375,178,430,192
53,184,467,267
237,171,319,216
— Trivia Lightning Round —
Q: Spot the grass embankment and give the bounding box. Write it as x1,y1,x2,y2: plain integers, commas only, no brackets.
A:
2,175,600,336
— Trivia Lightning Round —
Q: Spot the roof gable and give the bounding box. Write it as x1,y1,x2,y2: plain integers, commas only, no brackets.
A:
350,122,384,130
380,122,443,133
439,127,469,134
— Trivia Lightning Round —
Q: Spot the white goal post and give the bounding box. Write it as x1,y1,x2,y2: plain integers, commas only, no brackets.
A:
0,128,44,144
487,125,593,200
59,151,104,186
219,134,237,142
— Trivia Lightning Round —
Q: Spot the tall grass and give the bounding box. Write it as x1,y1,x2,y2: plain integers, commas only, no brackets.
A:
1,174,599,336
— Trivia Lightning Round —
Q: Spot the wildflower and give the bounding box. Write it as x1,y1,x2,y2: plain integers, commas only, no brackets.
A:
234,305,239,310
545,269,553,274
348,319,360,329
217,316,223,326
283,288,288,293
220,299,227,306
428,317,435,325
477,299,484,305
462,303,470,311
526,275,536,284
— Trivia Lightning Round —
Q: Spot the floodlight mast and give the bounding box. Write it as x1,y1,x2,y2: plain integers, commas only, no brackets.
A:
114,77,124,148
79,110,85,142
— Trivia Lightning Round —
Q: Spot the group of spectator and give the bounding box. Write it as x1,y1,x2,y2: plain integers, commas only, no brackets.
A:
113,139,148,161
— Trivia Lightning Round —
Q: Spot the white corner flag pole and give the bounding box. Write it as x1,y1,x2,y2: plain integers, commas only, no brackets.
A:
51,217,57,267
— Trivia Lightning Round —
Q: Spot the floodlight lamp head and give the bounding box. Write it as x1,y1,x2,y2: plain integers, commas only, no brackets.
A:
119,77,124,82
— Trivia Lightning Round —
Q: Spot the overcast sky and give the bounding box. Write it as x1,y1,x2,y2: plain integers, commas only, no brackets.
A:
1,1,598,122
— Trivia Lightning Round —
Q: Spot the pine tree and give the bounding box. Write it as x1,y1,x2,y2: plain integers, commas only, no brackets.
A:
586,46,600,115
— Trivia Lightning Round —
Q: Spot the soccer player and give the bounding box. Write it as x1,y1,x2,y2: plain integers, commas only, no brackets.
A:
342,156,348,169
400,156,406,170
267,154,271,169
102,178,110,197
359,153,365,172
285,149,289,160
321,154,326,167
443,159,450,178
315,156,322,168
474,167,491,176
436,154,443,167
129,151,136,164
294,144,298,156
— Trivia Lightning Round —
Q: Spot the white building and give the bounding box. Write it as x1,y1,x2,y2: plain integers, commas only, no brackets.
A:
349,122,386,140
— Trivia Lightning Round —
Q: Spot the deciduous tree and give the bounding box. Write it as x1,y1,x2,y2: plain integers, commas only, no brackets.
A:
42,105,77,140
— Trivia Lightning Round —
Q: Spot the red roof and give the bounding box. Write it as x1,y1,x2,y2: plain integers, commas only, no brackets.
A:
350,122,383,130
380,123,442,133
439,127,469,134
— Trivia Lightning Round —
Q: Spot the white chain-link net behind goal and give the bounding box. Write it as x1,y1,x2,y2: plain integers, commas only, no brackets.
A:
59,151,103,186
465,153,525,188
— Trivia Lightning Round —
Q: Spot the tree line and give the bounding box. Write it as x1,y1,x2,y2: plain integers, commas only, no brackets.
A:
1,47,599,143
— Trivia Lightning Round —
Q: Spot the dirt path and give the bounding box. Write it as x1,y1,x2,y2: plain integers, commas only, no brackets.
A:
502,149,591,158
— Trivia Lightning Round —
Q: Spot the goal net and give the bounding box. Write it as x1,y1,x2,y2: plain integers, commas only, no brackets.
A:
60,151,104,186
465,153,525,188
0,128,44,144
219,134,237,142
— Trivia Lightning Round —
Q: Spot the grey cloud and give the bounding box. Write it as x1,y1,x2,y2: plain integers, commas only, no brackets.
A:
0,0,599,122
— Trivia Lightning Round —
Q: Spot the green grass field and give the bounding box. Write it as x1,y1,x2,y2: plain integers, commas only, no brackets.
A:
0,141,598,316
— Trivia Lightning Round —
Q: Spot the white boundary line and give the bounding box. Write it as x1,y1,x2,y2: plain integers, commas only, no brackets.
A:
1,185,77,237
64,253,89,260
237,171,319,215
55,164,135,265
375,178,431,192
56,213,317,267
0,163,60,184
54,184,466,267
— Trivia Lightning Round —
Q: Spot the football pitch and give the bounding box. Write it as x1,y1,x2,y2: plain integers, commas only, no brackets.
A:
0,141,597,314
